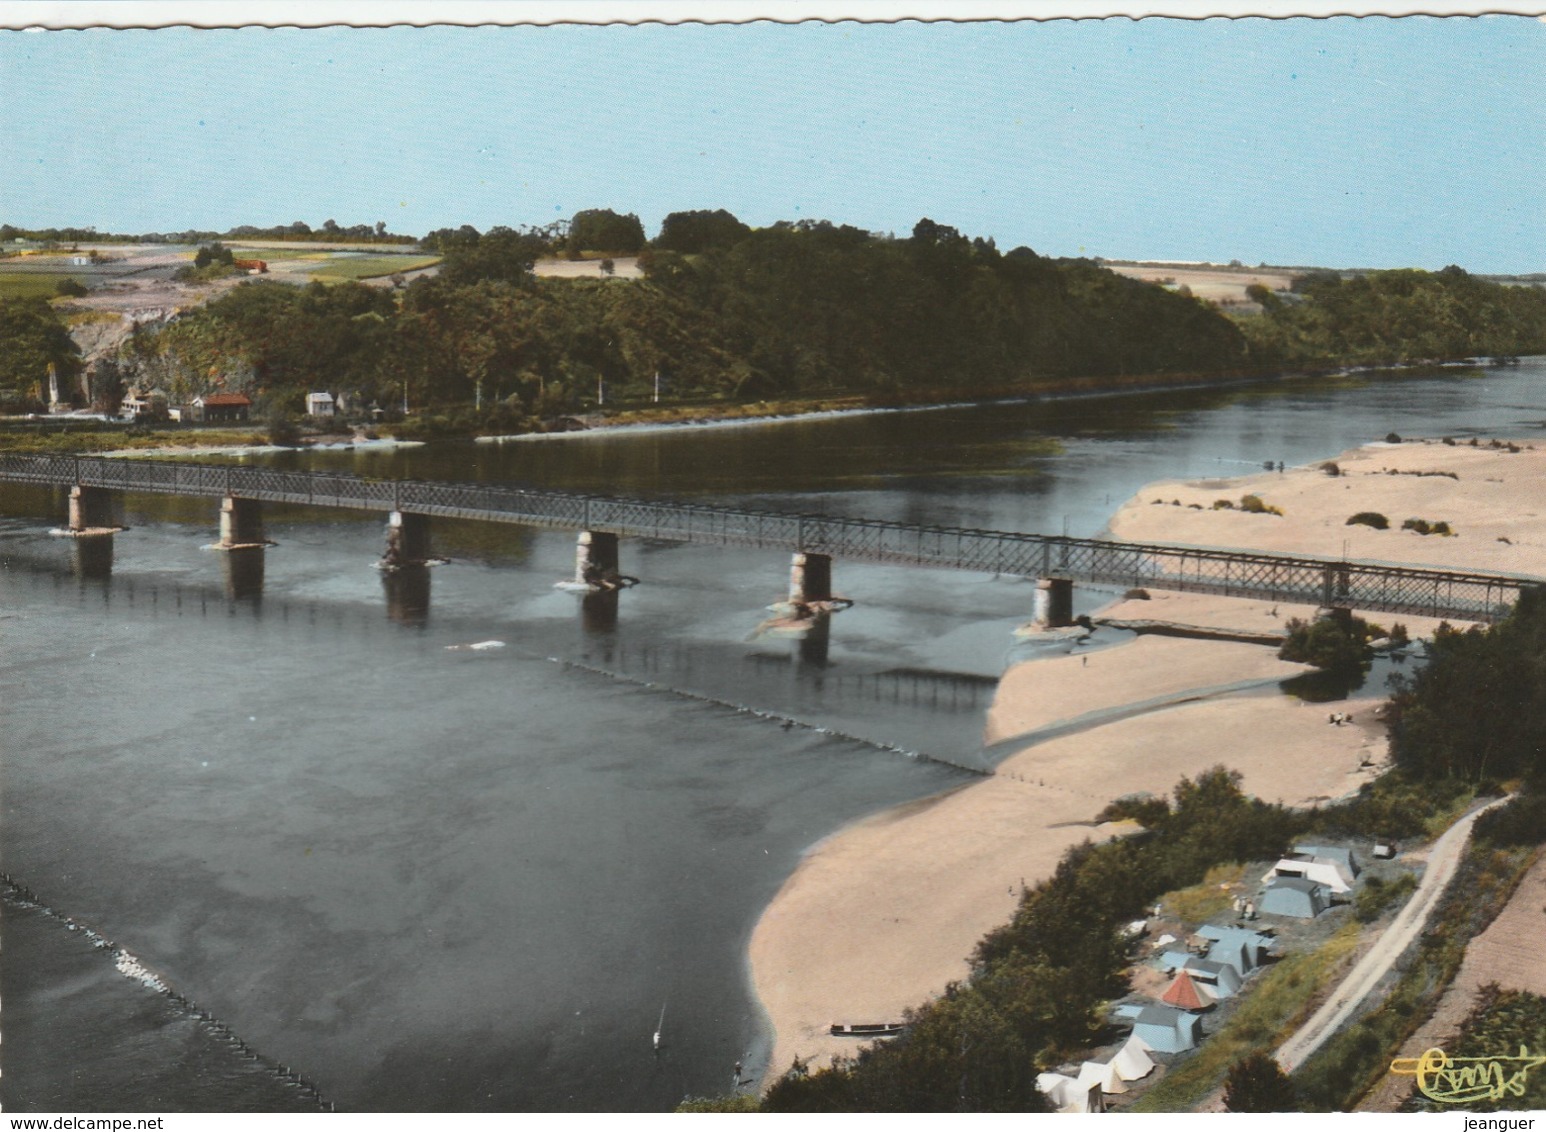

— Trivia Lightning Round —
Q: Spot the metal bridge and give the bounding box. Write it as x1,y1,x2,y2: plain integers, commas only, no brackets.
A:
2,453,1537,622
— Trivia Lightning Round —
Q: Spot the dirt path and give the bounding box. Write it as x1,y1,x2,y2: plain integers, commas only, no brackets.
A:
1275,795,1512,1072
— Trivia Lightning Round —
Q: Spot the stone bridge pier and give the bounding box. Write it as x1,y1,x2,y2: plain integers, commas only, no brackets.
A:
218,496,270,551
789,552,832,604
66,485,121,535
575,530,622,587
1033,576,1075,628
381,511,434,569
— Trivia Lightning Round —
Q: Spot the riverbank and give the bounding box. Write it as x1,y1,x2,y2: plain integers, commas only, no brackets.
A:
747,434,1546,1086
478,367,1314,443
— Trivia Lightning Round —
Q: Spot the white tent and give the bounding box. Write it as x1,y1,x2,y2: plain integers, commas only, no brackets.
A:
1036,1072,1102,1113
1077,1057,1127,1095
1111,1034,1157,1082
1262,857,1351,894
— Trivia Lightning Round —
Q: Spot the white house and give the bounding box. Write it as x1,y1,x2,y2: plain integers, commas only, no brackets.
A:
306,391,336,417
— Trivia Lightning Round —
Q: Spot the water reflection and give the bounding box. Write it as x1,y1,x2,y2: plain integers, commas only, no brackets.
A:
382,565,431,626
70,534,113,580
580,589,618,633
220,548,265,603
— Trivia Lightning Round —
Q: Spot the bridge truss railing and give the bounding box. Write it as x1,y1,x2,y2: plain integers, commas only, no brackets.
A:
2,454,1536,621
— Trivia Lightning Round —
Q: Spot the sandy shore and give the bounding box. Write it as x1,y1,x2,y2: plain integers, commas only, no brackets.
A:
748,436,1546,1085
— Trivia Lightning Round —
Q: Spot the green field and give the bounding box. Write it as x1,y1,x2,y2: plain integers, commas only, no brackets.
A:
308,254,441,281
0,272,86,300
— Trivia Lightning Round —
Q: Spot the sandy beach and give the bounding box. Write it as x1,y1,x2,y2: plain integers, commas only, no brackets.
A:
748,436,1546,1083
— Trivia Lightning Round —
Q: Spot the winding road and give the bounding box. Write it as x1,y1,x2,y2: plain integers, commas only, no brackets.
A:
1275,794,1512,1072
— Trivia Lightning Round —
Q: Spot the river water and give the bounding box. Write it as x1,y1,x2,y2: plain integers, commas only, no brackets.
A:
2,364,1543,1111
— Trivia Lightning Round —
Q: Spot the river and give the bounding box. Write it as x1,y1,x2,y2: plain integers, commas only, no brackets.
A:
2,364,1542,1111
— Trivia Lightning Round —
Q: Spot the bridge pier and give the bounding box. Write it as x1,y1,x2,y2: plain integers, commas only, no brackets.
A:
217,496,270,551
1033,577,1075,628
67,485,120,535
789,552,833,605
380,511,433,569
575,530,621,587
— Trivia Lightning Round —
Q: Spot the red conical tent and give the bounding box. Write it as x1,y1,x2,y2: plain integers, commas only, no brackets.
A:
1160,969,1209,1011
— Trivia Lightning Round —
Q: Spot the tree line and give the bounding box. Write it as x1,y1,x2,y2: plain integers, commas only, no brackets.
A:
6,209,1546,419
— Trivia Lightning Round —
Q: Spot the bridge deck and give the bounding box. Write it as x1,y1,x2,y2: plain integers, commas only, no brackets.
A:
2,454,1537,621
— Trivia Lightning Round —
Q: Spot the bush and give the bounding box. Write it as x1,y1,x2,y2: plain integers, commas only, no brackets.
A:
1239,494,1283,516
1473,793,1546,847
1320,461,1341,476
1213,499,1235,510
1123,588,1151,600
54,277,88,298
1385,432,1403,444
1347,511,1389,530
1224,1051,1298,1112
1402,518,1453,536
1354,871,1418,922
1279,616,1372,673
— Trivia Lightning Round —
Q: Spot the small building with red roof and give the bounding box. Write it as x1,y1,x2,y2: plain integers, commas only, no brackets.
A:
192,393,252,424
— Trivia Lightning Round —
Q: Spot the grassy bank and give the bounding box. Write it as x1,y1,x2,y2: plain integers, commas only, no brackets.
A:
0,424,270,455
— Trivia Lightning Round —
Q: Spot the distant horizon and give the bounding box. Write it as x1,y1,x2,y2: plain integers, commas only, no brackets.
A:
5,16,1545,274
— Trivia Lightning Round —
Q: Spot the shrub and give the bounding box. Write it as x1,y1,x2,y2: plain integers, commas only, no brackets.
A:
1279,616,1372,673
1224,1051,1299,1112
1124,588,1151,600
1473,793,1546,847
1239,494,1283,516
1320,461,1341,476
1213,499,1235,510
1347,511,1389,530
1402,518,1453,536
54,277,88,298
1354,871,1418,922
1386,432,1403,444
1389,623,1410,647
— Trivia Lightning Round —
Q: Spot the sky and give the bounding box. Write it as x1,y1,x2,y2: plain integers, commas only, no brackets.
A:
3,11,1545,272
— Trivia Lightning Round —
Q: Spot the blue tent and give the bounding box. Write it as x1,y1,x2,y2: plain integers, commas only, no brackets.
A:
1131,1004,1204,1054
1259,876,1329,919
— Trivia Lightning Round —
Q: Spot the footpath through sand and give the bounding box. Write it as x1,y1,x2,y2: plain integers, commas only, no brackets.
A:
749,436,1546,1085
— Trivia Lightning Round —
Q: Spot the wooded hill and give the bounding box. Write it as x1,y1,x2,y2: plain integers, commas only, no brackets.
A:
5,212,1546,419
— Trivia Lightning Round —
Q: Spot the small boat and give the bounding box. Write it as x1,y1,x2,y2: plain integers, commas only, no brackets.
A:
829,1022,906,1037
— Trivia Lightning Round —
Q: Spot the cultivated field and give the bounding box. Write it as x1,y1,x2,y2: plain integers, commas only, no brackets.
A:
1102,261,1300,307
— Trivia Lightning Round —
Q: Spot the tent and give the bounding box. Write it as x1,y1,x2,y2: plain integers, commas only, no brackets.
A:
1111,1035,1157,1082
1196,925,1275,972
1077,1057,1127,1095
1262,857,1352,894
1259,876,1329,919
1184,957,1243,999
1160,969,1210,1010
1132,1004,1204,1053
1037,1072,1102,1113
1295,844,1360,884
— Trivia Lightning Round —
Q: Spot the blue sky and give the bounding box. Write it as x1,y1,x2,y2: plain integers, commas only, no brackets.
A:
3,15,1544,272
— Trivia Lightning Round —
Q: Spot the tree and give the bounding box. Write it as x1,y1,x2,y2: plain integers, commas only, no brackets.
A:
568,209,645,255
0,298,81,407
654,209,750,254
1224,1052,1298,1111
